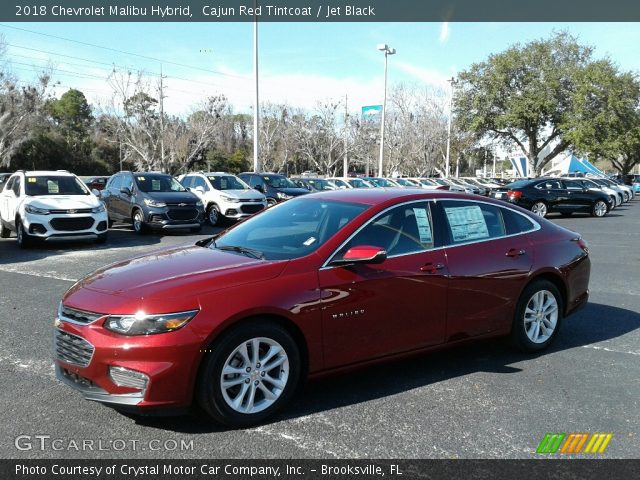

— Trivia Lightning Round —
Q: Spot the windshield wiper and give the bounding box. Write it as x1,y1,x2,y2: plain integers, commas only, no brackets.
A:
216,245,264,260
196,234,220,248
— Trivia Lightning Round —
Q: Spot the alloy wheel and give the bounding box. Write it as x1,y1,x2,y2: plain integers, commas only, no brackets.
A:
133,211,144,232
593,200,607,217
220,337,289,414
524,290,558,344
208,205,220,226
531,202,547,217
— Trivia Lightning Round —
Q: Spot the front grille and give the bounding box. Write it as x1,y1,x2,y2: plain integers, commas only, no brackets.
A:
55,330,95,367
240,199,263,203
241,204,264,214
50,217,94,231
60,305,103,324
49,208,92,214
167,208,198,221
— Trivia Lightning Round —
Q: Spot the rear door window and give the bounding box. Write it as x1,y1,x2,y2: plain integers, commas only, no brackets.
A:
441,201,506,244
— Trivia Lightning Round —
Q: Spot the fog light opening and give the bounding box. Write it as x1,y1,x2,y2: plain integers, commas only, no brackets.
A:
108,366,149,390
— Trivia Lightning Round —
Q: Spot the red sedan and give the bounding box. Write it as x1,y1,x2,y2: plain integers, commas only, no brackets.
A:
54,189,590,427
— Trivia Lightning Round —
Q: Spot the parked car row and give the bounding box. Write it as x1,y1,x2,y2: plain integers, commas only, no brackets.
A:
493,177,635,218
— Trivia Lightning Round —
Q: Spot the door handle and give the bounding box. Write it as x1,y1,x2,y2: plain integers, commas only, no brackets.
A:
420,262,445,273
506,248,526,258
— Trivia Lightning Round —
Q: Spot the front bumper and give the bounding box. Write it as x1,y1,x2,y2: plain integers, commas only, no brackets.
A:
145,205,204,230
221,201,267,219
53,315,205,410
23,211,108,240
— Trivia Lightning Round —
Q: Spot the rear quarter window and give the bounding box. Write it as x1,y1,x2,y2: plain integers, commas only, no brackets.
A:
501,208,536,235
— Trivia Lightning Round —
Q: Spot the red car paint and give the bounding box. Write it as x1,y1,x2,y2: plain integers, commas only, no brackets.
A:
54,189,590,412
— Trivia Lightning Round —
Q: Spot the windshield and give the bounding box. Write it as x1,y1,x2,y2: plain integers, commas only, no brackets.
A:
306,179,333,190
207,175,249,191
348,178,372,188
212,198,368,260
419,179,436,186
433,179,449,186
25,176,89,196
331,179,349,188
395,179,414,186
135,175,186,193
264,175,297,189
368,178,394,187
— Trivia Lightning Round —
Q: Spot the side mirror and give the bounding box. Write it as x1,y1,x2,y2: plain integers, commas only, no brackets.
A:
120,187,132,196
91,188,101,197
330,245,387,266
254,184,264,192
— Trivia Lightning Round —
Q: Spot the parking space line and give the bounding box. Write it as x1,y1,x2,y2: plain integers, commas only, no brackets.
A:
582,345,640,356
0,266,76,282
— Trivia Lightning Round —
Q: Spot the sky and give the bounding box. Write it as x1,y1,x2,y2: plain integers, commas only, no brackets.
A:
1,22,640,116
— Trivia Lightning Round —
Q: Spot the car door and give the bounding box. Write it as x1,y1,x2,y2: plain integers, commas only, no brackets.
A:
562,180,591,210
104,174,123,220
318,201,449,369
5,176,22,229
437,200,534,339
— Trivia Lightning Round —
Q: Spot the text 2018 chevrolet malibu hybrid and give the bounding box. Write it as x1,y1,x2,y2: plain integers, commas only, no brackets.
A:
54,189,590,427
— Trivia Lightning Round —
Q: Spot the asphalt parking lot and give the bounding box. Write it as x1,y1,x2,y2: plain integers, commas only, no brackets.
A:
1,203,638,459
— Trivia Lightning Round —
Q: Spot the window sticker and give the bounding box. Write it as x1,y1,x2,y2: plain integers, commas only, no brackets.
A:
27,177,37,183
47,180,60,194
445,205,490,242
137,176,145,181
151,179,161,191
413,207,433,243
303,237,316,246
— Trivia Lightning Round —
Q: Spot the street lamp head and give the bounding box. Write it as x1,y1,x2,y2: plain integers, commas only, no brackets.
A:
387,48,396,55
377,43,388,52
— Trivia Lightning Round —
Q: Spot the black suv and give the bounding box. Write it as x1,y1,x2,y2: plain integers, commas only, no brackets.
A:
101,172,204,234
238,172,309,206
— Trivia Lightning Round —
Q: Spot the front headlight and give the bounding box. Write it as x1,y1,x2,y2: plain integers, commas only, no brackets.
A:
91,203,106,214
219,194,239,203
143,198,167,208
104,309,199,336
276,192,292,200
196,200,204,207
25,205,49,215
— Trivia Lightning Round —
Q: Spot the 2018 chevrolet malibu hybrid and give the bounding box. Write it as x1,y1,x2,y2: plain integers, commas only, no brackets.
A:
54,189,590,427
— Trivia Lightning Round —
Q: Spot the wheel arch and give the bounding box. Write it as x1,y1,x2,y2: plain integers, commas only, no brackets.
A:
523,271,568,316
193,312,310,398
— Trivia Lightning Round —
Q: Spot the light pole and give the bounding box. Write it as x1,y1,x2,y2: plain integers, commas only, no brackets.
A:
252,1,260,173
445,76,458,178
377,44,395,177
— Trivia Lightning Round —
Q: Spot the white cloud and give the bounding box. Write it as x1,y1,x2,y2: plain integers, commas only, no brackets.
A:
393,61,449,87
439,22,450,44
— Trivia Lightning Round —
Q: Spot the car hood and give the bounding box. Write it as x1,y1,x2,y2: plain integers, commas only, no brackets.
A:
220,189,265,200
25,195,99,209
142,191,199,204
278,187,310,196
63,244,287,309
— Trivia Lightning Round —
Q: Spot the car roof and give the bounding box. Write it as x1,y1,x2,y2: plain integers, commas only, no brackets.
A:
21,171,75,177
302,188,483,205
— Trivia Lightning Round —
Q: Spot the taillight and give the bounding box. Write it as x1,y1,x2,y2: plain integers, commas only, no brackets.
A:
507,190,522,198
436,185,450,190
572,237,589,253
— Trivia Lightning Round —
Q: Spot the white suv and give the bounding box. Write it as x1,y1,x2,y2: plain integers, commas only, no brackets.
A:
0,170,108,248
179,172,267,226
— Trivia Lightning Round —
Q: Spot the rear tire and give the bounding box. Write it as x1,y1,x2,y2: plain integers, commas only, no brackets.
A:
196,321,301,428
591,200,608,217
530,201,548,218
511,280,563,352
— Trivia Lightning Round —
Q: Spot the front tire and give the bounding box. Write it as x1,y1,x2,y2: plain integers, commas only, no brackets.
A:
16,220,33,249
132,209,148,234
196,322,301,428
591,200,608,217
511,280,563,352
530,201,548,217
207,204,221,226
0,220,10,238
